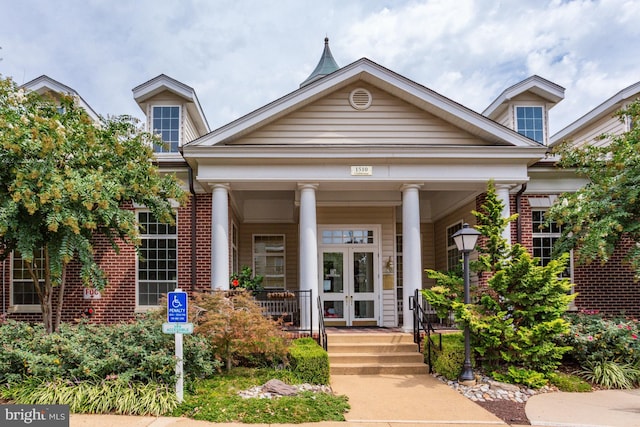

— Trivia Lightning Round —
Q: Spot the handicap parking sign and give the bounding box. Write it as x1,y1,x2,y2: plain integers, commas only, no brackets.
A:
167,290,188,323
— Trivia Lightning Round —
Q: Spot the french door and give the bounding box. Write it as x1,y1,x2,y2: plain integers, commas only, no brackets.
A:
320,247,378,326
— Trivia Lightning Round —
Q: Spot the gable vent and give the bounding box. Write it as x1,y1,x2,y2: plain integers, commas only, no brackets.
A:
349,88,372,110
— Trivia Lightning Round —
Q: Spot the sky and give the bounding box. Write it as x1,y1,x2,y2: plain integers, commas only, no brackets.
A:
1,0,638,135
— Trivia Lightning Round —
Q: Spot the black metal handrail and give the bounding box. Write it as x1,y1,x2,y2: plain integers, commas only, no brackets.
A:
251,289,313,337
317,296,327,351
411,288,442,373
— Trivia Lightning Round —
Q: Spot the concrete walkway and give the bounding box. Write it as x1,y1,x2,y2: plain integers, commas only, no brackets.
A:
330,374,505,425
526,388,640,426
67,376,640,427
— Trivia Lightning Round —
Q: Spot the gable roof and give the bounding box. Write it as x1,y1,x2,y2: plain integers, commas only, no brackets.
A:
550,80,640,146
186,58,543,149
21,75,100,122
483,75,565,120
132,74,210,135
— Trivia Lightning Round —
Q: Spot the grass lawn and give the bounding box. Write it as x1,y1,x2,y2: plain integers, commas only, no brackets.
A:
174,368,350,423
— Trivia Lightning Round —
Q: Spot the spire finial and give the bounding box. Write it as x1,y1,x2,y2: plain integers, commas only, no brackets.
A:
300,36,340,87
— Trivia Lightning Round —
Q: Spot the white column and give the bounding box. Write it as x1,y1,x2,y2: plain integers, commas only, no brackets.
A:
402,184,423,332
496,184,512,245
211,184,230,290
299,184,319,332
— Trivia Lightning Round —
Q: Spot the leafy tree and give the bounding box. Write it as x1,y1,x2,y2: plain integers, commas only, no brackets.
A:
423,181,574,377
0,76,186,333
547,100,640,278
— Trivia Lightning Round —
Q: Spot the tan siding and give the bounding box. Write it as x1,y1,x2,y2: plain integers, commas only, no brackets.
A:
496,110,512,129
233,83,486,146
568,115,626,148
183,111,198,144
239,223,299,290
421,222,435,288
511,93,549,103
433,201,476,272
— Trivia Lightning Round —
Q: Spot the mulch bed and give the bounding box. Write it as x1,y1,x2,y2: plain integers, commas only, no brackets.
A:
475,399,530,425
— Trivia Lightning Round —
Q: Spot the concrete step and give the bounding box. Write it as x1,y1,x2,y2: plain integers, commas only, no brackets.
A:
329,352,424,364
327,342,418,353
327,333,415,344
330,363,429,375
326,332,427,375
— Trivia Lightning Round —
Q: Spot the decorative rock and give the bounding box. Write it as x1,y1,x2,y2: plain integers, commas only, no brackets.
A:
238,381,333,399
262,379,299,396
433,373,557,404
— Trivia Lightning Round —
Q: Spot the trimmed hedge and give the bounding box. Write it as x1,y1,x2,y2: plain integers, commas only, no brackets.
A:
424,332,466,380
289,338,330,384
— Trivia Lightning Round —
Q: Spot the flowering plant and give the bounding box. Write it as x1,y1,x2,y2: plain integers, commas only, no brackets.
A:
559,312,640,366
229,266,264,291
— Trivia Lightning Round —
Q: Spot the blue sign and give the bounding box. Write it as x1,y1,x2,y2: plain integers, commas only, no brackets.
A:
167,291,188,323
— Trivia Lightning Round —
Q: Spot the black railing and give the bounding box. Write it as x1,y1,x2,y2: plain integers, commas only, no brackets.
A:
252,289,313,337
410,288,442,373
317,296,327,350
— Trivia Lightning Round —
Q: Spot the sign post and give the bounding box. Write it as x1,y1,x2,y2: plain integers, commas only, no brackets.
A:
166,289,189,403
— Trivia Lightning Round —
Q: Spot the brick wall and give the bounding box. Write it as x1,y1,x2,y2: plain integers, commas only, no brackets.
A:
519,195,640,318
2,193,214,325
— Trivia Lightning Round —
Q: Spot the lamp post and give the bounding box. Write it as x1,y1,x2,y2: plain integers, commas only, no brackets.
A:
452,223,481,385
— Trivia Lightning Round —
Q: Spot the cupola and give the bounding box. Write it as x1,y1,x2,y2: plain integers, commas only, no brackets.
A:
300,37,340,87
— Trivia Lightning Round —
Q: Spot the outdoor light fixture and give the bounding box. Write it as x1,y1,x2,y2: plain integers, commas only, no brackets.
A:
452,223,481,384
385,256,394,273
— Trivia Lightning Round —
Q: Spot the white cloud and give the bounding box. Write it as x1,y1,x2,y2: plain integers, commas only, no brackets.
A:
0,0,638,134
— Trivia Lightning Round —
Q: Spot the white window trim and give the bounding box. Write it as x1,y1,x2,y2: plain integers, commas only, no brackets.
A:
9,251,43,313
148,104,182,157
514,104,546,145
531,208,576,309
252,234,286,289
231,221,239,275
446,220,463,272
135,209,178,311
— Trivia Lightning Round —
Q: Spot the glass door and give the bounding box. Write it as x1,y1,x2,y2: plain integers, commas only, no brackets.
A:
320,248,378,326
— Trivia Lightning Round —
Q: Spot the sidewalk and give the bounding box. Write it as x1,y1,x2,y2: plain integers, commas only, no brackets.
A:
526,388,640,426
68,375,640,427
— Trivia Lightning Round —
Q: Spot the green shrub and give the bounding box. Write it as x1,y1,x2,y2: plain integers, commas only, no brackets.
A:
425,333,465,380
0,317,217,385
289,338,330,384
1,378,177,415
577,360,640,389
559,313,640,367
492,366,548,389
548,372,592,392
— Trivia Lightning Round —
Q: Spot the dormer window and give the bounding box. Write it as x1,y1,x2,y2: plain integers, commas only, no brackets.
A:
152,106,180,153
516,106,544,144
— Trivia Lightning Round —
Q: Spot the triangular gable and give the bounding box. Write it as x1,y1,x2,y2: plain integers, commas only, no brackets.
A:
133,74,210,135
551,80,640,146
226,82,490,146
186,58,541,149
22,75,100,122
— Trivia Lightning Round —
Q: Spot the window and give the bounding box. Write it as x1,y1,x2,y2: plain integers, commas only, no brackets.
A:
516,106,544,144
532,209,571,278
446,222,463,272
138,211,177,306
321,229,374,244
152,106,180,153
253,235,285,288
11,249,44,306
